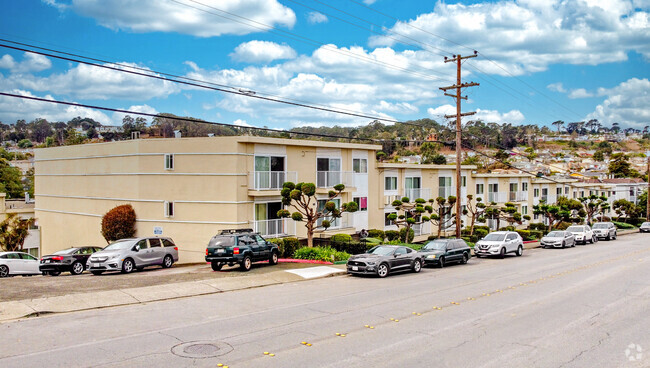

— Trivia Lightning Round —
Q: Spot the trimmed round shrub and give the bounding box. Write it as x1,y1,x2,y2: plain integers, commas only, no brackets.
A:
399,227,414,243
101,204,136,243
385,230,400,241
330,233,352,245
515,230,531,241
293,246,350,262
427,235,437,240
367,229,385,240
281,237,300,258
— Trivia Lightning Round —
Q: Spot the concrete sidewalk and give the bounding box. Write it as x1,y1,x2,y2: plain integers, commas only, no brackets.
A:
0,265,346,323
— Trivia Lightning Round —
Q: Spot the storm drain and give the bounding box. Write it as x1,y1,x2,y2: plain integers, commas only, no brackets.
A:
171,341,233,359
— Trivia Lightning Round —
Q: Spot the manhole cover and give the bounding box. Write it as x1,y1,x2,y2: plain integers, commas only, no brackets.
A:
171,341,233,359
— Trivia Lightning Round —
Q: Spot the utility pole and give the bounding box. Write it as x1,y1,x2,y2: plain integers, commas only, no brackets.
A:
647,155,649,220
440,52,479,239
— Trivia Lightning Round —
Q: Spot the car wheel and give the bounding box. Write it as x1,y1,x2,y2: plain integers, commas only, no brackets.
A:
376,263,389,278
0,265,9,278
613,232,617,240
562,241,566,248
269,251,279,265
121,258,134,274
572,241,576,247
240,256,252,272
49,271,61,276
90,271,104,275
438,256,445,268
500,247,506,258
162,255,173,269
606,233,611,241
70,262,84,275
412,259,422,273
211,262,223,271
461,253,469,264
516,245,523,256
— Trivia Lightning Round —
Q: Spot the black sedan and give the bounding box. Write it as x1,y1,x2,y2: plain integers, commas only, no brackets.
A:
40,246,103,276
419,238,472,268
347,245,422,278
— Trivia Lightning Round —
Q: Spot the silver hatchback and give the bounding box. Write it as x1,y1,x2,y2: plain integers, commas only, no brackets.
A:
87,237,179,275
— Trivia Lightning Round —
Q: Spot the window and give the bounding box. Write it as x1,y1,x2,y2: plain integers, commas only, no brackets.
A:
353,197,368,211
136,239,148,250
5,253,19,259
488,183,499,193
476,183,484,195
522,205,528,215
461,205,467,214
534,188,540,197
317,157,341,187
19,253,37,260
439,176,452,197
509,183,518,192
255,235,266,245
164,154,174,170
149,238,162,248
556,187,562,195
580,191,585,197
461,176,467,187
318,198,341,227
406,177,422,199
164,201,174,217
394,248,406,256
506,234,516,241
385,212,396,226
385,176,397,191
353,158,367,173
565,187,569,195
254,156,286,190
162,239,176,248
534,213,539,220
522,182,528,192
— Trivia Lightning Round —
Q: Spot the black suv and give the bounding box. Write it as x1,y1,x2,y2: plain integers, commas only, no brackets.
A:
205,229,280,271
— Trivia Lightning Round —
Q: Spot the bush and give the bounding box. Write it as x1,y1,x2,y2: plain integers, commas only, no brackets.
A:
281,237,301,258
367,229,385,240
528,230,544,240
528,223,547,231
330,233,352,245
331,241,367,255
474,225,490,233
427,235,437,241
555,222,570,230
612,221,636,229
499,226,516,231
364,237,382,245
515,230,531,241
399,227,414,243
293,246,350,262
101,204,136,242
628,217,647,227
385,230,399,241
474,228,488,240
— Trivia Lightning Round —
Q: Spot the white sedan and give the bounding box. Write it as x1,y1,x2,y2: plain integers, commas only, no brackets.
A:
0,251,41,277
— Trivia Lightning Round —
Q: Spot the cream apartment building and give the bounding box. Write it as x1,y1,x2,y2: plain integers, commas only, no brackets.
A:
35,136,381,263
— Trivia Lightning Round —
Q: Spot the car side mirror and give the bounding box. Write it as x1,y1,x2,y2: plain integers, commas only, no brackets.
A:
393,254,398,258
133,245,140,252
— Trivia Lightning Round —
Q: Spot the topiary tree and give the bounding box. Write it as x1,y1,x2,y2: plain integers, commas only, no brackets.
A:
579,194,609,225
101,204,137,243
422,196,456,238
464,194,486,236
277,182,357,247
0,213,34,251
386,196,426,244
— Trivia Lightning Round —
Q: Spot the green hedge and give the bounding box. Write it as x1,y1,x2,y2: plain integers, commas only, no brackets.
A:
612,221,636,229
267,237,301,258
385,230,400,241
330,233,352,245
529,230,544,240
474,228,488,240
293,246,350,262
367,229,385,240
515,230,531,241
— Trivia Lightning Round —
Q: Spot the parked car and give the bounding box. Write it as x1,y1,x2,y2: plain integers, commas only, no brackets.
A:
419,238,471,268
592,222,617,240
540,231,575,248
474,231,524,258
347,245,422,278
0,252,40,277
87,237,178,275
640,222,650,233
566,225,594,245
40,246,103,276
205,229,279,271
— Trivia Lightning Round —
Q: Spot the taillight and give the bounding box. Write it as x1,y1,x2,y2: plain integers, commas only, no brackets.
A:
52,256,64,261
233,247,240,255
205,248,208,256
174,247,178,251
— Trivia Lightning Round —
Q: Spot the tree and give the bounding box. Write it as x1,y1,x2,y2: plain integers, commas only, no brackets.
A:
0,159,24,198
430,153,447,164
422,196,456,238
420,142,442,164
484,202,522,230
463,194,486,235
552,120,564,133
533,197,585,232
29,118,53,143
101,204,137,243
592,150,605,162
64,128,86,145
0,213,34,251
386,197,426,244
277,182,357,247
524,147,537,161
579,195,609,225
608,153,640,178
17,139,33,148
612,199,641,222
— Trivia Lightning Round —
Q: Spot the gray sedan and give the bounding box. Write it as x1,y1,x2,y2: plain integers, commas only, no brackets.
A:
540,231,575,248
347,245,422,278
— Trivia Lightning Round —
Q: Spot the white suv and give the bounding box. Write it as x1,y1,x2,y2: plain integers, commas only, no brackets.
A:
566,225,594,245
592,222,617,240
475,231,524,258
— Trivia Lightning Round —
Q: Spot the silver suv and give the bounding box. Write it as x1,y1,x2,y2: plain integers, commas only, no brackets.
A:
592,222,617,240
87,237,179,275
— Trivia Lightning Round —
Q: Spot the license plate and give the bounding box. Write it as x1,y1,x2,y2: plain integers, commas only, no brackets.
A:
217,249,225,253
352,266,358,271
45,260,50,263
93,263,100,268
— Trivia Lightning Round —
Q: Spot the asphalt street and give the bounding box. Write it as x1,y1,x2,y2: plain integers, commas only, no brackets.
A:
1,234,649,368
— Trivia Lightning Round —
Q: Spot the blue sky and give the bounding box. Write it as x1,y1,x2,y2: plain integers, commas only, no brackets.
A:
0,0,648,130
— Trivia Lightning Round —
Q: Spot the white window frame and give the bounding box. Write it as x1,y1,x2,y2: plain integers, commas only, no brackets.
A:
476,183,484,195
164,201,174,218
164,154,174,170
353,158,368,173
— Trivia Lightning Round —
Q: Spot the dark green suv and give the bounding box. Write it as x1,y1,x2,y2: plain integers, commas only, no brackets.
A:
205,229,279,271
419,238,471,268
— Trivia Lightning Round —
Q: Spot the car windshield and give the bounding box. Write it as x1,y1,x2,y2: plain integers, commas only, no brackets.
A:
593,224,608,229
483,233,506,241
643,222,650,226
423,241,448,250
209,236,235,247
566,226,585,232
103,240,134,250
367,246,395,256
547,231,565,238
53,248,76,255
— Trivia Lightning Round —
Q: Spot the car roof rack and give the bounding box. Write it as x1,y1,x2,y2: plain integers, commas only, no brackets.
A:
218,228,255,235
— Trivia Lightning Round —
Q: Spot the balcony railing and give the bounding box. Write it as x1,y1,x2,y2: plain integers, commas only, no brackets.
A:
413,222,431,237
249,171,297,190
439,187,453,199
252,218,295,238
317,212,354,229
317,171,354,188
405,188,431,201
540,195,557,204
509,191,528,202
487,192,507,203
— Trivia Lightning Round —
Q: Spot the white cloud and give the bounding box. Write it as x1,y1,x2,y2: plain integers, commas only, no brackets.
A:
111,104,159,124
0,89,112,124
568,88,594,99
547,82,567,93
307,12,328,24
0,53,52,73
230,41,297,63
3,62,178,100
427,104,525,125
371,1,650,75
586,78,650,129
232,119,252,127
51,0,296,37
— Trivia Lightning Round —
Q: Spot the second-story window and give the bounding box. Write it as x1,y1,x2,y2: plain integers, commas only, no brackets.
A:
353,197,368,211
317,157,341,187
164,154,174,170
405,177,422,199
353,158,367,173
522,182,528,192
476,183,484,195
164,201,174,218
439,177,452,197
255,156,285,190
385,176,397,191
